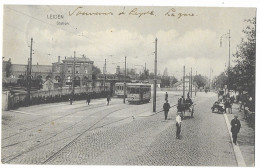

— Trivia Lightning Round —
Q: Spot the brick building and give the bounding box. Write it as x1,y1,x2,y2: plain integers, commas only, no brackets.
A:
52,55,93,87
3,55,94,88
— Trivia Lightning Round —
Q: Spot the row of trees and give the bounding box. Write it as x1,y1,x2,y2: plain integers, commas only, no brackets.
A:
213,18,255,99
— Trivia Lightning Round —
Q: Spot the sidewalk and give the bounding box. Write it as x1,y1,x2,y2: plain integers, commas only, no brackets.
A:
225,103,255,167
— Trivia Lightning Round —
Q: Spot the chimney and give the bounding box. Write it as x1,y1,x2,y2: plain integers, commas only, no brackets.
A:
58,56,60,63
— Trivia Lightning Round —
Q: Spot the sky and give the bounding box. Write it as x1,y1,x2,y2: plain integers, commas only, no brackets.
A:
3,5,256,80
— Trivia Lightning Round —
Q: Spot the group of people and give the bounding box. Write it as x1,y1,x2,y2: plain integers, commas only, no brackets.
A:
213,94,234,114
84,94,111,106
237,94,255,120
163,92,193,139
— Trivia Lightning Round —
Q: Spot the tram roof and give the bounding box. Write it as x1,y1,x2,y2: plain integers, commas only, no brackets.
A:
127,83,151,87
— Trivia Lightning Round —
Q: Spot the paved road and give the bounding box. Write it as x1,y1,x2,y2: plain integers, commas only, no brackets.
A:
2,92,237,166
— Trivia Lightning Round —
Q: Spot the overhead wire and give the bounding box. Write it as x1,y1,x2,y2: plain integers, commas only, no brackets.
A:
5,6,88,39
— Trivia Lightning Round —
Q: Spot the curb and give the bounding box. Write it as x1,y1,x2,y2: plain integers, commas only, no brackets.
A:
223,113,246,167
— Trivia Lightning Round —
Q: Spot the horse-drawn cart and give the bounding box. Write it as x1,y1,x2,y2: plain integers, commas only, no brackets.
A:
177,103,194,119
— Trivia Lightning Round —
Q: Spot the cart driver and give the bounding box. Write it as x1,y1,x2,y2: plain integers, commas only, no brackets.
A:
186,96,193,107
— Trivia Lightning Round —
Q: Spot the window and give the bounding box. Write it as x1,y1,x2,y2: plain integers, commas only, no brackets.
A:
76,67,80,74
67,76,72,82
67,67,72,73
129,87,140,94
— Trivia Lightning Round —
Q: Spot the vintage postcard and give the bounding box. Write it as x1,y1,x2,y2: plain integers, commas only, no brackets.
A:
1,4,256,166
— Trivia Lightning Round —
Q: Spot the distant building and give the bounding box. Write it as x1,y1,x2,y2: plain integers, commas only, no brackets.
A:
3,55,94,88
173,76,198,91
2,59,11,78
52,55,93,87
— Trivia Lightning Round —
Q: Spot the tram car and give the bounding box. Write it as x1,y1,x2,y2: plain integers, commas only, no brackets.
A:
115,83,127,97
127,83,151,104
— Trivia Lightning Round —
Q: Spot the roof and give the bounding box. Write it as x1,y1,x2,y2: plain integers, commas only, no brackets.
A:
62,57,93,63
127,83,151,86
148,79,161,84
11,64,52,73
173,81,183,87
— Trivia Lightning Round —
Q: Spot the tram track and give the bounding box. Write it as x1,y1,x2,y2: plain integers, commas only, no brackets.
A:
42,104,179,164
3,95,182,164
1,104,121,149
2,103,105,140
2,100,105,131
2,105,129,163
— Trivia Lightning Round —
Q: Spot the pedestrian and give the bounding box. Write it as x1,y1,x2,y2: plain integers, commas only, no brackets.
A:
86,94,91,105
231,115,241,145
230,96,235,105
176,113,182,139
165,92,168,101
225,98,232,114
163,100,170,120
69,93,73,105
107,94,111,105
244,97,254,120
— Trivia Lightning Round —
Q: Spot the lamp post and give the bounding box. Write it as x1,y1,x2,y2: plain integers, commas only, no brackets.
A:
220,30,231,95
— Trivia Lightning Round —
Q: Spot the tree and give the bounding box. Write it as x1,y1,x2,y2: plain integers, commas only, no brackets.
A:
92,65,101,80
161,76,170,87
232,17,255,98
149,72,155,79
213,72,228,90
5,58,12,77
193,75,207,88
170,76,178,86
139,69,149,80
163,68,168,76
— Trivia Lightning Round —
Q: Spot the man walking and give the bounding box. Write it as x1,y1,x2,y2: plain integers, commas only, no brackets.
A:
225,98,232,114
163,100,170,120
69,92,73,105
107,95,111,105
165,92,168,101
86,94,91,105
231,115,241,145
176,113,182,139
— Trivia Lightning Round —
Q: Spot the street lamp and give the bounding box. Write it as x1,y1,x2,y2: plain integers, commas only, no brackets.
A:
220,30,231,95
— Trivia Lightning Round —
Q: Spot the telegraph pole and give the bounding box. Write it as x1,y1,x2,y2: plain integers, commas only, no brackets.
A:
183,66,185,99
188,72,191,97
191,67,193,98
153,38,157,112
228,29,231,95
195,71,197,96
123,56,126,104
104,59,106,91
209,67,211,91
72,51,76,95
27,38,33,106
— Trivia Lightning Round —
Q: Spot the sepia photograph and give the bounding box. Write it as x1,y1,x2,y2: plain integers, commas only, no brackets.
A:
1,3,256,167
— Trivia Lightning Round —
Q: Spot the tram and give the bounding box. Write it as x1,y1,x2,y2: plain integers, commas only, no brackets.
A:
115,83,127,97
127,83,151,104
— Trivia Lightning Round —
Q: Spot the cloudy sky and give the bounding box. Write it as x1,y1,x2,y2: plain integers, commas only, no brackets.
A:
3,5,256,79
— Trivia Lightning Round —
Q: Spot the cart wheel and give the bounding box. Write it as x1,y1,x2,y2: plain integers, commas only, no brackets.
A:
211,107,213,112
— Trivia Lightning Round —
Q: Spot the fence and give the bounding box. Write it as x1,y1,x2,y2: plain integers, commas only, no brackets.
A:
3,86,109,111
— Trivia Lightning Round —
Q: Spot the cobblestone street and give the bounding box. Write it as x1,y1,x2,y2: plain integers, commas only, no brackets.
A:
1,92,246,166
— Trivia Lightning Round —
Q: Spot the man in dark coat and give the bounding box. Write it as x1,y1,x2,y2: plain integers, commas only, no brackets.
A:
163,100,170,120
86,94,91,105
231,115,241,145
69,93,73,105
165,92,168,101
107,95,111,105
